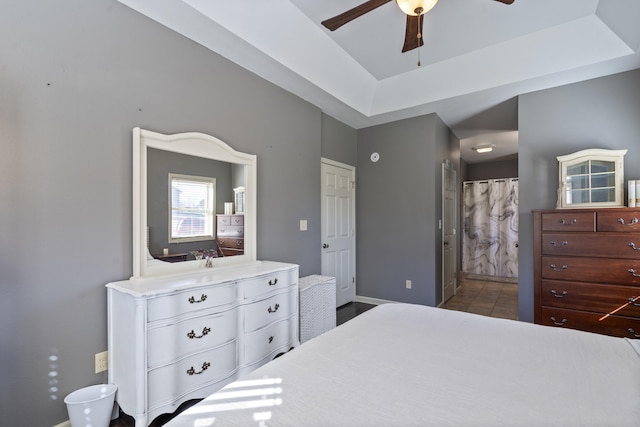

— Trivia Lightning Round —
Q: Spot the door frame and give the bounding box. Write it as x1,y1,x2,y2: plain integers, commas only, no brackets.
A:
441,161,458,305
320,157,356,306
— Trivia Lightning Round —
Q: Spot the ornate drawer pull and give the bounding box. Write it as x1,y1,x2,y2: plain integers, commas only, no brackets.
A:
559,218,577,225
549,264,567,272
268,303,280,313
551,290,567,298
628,268,640,278
268,336,274,344
188,294,207,304
618,217,639,226
187,327,211,339
186,361,210,376
629,243,640,251
269,278,278,286
628,328,640,338
549,240,568,247
550,316,567,327
629,297,640,307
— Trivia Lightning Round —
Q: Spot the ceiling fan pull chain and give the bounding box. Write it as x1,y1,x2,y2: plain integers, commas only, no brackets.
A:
417,12,422,66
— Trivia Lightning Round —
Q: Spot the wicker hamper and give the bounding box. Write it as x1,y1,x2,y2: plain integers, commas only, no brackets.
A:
298,275,336,343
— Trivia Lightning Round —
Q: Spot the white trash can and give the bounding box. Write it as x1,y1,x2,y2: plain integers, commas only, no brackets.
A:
64,384,117,427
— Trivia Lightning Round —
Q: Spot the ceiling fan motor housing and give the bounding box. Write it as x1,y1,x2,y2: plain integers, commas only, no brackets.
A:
396,0,438,16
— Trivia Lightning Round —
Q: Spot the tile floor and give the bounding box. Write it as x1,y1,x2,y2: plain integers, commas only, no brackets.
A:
441,275,518,320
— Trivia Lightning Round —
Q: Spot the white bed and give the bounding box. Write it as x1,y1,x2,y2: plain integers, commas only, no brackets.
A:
167,303,640,427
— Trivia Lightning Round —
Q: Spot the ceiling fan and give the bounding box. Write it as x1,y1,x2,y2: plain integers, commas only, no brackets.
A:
322,0,515,54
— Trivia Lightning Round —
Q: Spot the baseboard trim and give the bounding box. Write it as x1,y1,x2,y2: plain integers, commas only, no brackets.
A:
355,295,396,306
462,272,518,284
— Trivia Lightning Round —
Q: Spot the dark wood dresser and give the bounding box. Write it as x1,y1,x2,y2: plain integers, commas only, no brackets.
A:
216,214,244,256
533,208,640,338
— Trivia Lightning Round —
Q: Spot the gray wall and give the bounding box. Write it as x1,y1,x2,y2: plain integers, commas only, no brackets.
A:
321,113,358,166
356,114,455,307
0,1,322,425
466,157,518,181
518,68,640,322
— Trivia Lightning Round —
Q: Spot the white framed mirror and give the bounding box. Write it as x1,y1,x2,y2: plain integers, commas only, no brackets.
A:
556,148,627,209
132,127,257,278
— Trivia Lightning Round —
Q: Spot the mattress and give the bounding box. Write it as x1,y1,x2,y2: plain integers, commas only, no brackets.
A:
167,303,640,426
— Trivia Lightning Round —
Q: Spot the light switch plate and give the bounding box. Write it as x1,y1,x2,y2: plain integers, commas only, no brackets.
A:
300,220,308,231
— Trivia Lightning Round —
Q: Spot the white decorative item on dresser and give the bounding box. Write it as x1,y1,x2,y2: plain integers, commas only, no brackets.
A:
556,148,627,209
299,275,336,343
107,261,299,426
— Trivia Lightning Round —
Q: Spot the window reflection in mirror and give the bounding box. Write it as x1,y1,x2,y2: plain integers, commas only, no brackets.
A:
147,148,245,262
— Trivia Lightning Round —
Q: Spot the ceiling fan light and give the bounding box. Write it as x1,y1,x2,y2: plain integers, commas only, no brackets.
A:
396,0,438,16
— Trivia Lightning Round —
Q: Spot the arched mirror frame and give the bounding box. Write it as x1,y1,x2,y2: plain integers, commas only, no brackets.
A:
132,127,257,278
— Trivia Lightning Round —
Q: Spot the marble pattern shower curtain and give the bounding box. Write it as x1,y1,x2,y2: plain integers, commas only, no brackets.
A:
463,178,519,278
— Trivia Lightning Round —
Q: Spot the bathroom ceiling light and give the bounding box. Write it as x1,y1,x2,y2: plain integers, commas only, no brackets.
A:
472,144,495,154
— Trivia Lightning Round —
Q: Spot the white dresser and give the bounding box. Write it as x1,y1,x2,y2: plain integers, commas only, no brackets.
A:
107,261,299,426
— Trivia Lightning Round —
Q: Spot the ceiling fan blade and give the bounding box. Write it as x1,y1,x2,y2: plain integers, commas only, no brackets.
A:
494,0,515,4
322,0,392,31
402,14,424,53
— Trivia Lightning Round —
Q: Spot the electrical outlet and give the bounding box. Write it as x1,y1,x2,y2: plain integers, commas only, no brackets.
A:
406,280,412,289
95,351,108,374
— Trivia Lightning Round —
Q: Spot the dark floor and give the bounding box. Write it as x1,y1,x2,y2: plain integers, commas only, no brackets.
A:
337,301,376,325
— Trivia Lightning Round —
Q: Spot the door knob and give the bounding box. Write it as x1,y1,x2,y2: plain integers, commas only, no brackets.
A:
322,243,329,249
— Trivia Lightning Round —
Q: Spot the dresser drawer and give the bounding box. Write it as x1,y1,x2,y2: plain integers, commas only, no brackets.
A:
541,211,595,232
217,225,244,237
540,307,640,338
217,237,244,249
217,215,244,227
229,215,244,226
541,256,640,286
220,248,244,257
541,280,640,318
147,283,237,322
217,215,231,226
541,233,640,259
242,292,295,332
147,308,239,368
148,340,237,409
243,318,293,366
240,268,297,299
596,210,640,231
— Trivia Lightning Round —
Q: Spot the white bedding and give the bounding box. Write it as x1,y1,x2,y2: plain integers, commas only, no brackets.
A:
167,303,640,427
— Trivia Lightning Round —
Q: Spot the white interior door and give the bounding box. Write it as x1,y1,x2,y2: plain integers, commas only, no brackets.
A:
442,162,458,303
321,159,356,307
